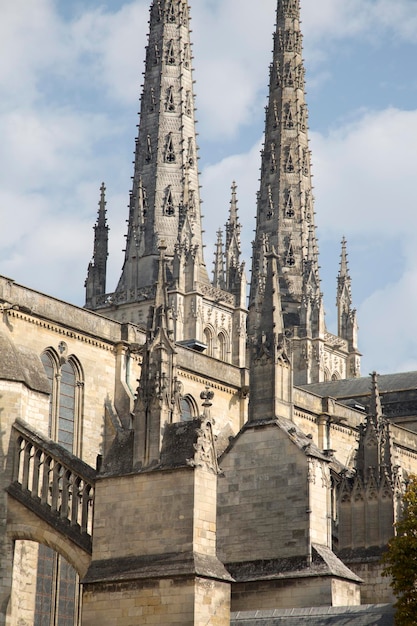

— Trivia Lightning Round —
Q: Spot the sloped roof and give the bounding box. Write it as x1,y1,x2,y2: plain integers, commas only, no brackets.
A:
299,371,417,399
0,330,50,394
231,604,394,625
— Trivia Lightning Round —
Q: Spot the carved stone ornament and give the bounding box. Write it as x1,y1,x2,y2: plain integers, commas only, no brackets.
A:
187,417,220,475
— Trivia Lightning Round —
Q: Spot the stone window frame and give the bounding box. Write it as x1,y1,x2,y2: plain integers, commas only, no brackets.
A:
180,394,198,422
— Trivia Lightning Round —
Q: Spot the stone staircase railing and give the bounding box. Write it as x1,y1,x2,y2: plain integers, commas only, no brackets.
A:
7,419,97,554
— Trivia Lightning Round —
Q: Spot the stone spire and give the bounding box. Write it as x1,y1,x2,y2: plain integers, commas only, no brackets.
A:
249,0,318,332
85,183,109,308
249,248,292,422
336,237,360,376
249,0,360,384
212,230,225,289
116,0,208,300
225,182,244,294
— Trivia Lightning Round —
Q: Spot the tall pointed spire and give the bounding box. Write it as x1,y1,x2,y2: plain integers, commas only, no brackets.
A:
337,237,360,376
249,0,360,383
85,0,247,367
249,0,318,329
337,237,353,336
212,229,225,289
85,183,109,308
116,0,208,299
225,182,243,293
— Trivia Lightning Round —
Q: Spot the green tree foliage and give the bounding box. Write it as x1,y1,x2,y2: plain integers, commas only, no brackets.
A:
382,475,417,625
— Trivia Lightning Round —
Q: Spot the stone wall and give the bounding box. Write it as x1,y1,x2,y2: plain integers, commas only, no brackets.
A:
218,423,311,564
231,576,360,612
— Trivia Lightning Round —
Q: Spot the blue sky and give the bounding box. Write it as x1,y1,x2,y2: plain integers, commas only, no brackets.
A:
1,0,417,376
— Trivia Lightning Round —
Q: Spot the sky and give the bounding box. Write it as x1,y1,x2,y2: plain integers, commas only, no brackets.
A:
1,0,417,376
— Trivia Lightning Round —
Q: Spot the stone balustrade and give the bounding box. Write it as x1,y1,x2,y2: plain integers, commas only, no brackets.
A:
9,419,96,552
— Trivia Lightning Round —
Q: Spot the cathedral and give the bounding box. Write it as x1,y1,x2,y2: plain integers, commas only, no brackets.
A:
1,0,413,623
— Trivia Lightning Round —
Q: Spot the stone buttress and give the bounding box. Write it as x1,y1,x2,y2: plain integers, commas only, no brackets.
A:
218,251,361,611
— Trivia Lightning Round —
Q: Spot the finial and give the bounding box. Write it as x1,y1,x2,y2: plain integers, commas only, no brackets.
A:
339,237,349,278
200,386,214,419
229,181,238,225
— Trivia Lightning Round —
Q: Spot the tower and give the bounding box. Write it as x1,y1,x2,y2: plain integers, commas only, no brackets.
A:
249,0,360,384
85,0,247,367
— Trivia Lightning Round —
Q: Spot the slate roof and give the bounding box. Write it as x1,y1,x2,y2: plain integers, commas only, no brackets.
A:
231,604,394,625
0,330,50,394
298,371,417,399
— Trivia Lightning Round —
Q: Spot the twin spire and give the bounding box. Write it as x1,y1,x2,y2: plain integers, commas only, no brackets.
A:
85,0,360,382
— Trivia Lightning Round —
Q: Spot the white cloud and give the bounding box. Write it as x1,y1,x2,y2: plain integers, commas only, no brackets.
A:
201,139,263,270
302,0,417,47
307,106,417,373
311,108,417,239
69,2,149,105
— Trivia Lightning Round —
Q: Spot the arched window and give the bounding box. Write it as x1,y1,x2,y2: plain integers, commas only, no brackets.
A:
40,351,83,454
218,332,227,362
204,328,213,357
180,395,197,422
35,349,84,626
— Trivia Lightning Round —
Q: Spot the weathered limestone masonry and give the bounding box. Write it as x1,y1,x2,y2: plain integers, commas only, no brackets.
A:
217,253,362,612
5,0,417,624
82,421,232,625
0,276,141,625
0,272,245,625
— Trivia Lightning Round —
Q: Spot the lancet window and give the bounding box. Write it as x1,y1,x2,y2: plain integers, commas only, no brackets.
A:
275,61,282,86
304,191,312,222
286,243,296,266
164,187,175,216
273,101,279,128
285,106,294,129
270,143,277,173
188,189,196,213
166,40,176,65
148,87,156,112
284,63,294,87
180,395,197,421
183,43,190,68
166,86,176,112
185,91,192,117
218,332,227,362
285,190,295,218
146,135,152,162
165,133,176,163
34,348,84,626
204,328,214,357
285,31,294,52
180,1,189,26
267,185,274,220
285,150,295,173
302,149,309,176
154,0,162,21
299,106,306,132
166,0,177,23
187,137,195,167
